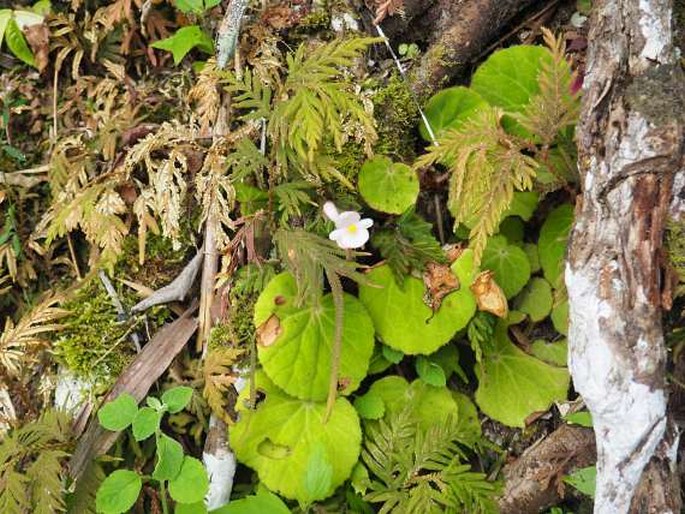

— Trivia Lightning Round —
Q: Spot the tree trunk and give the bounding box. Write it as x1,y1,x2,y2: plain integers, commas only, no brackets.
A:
566,1,684,513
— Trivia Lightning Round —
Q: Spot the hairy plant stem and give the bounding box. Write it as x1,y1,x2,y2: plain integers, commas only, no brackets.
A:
324,271,344,423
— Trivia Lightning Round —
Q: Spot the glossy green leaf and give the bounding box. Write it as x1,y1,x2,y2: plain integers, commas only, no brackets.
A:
538,204,574,287
97,394,138,432
359,252,477,355
254,272,374,400
415,355,446,387
358,156,419,214
471,45,552,113
481,235,531,298
530,338,567,367
162,386,194,413
420,86,488,141
96,470,141,514
169,456,209,504
232,372,361,502
132,407,161,441
211,489,291,514
153,433,184,481
5,18,35,67
564,466,596,497
151,26,214,65
475,322,570,427
514,277,553,322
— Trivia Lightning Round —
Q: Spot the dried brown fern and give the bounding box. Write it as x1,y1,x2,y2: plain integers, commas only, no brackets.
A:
0,295,67,377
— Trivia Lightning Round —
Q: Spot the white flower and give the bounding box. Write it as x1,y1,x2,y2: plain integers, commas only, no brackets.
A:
323,201,373,249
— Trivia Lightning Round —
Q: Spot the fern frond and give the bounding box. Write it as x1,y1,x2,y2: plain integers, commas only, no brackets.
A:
0,295,67,377
65,460,105,514
517,28,580,145
415,107,537,264
224,66,274,121
0,409,72,514
270,37,378,183
189,59,222,135
203,347,243,424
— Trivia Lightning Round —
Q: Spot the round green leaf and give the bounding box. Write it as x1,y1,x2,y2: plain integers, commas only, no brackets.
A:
254,273,374,401
150,25,214,65
420,86,488,141
168,456,209,504
162,386,194,413
502,191,540,221
523,243,541,273
471,45,552,113
353,393,385,420
481,235,531,298
498,216,524,244
514,277,553,322
359,258,476,355
132,407,161,441
97,393,138,432
358,156,419,214
475,323,569,427
551,297,569,336
530,338,568,367
415,356,446,387
153,433,184,481
358,376,459,432
453,392,482,444
96,470,141,514
538,204,574,287
232,372,361,503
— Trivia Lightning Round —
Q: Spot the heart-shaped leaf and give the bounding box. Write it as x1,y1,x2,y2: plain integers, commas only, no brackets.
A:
420,86,488,141
254,272,374,401
481,236,531,298
96,470,141,514
98,394,138,432
232,372,361,502
358,156,419,214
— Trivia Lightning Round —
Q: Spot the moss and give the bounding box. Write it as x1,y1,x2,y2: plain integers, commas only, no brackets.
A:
54,280,140,388
372,73,420,162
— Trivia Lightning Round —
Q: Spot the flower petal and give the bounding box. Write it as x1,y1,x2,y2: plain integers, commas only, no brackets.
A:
357,218,374,229
323,201,340,223
332,227,370,249
335,211,361,228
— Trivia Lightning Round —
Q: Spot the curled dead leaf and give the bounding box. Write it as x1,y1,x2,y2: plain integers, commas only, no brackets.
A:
256,314,282,347
24,24,49,72
423,262,460,311
470,270,508,318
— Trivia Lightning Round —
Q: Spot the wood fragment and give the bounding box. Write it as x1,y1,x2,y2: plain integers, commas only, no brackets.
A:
68,307,198,480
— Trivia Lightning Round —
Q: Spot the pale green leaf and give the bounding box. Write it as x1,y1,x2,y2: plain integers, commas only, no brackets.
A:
359,256,476,355
538,204,574,287
564,466,596,497
97,394,138,432
151,26,214,65
232,372,361,502
475,323,569,427
211,489,291,514
530,338,567,367
95,470,141,514
420,86,488,141
481,235,531,298
5,18,35,67
153,433,184,481
358,156,419,214
162,386,194,413
514,277,553,322
132,407,160,441
253,272,374,401
168,456,209,504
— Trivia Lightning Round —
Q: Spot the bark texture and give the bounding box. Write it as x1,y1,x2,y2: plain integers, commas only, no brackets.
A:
566,1,684,512
498,425,596,514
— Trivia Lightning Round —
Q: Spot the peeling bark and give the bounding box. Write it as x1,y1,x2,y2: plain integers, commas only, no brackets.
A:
566,1,684,512
498,425,596,514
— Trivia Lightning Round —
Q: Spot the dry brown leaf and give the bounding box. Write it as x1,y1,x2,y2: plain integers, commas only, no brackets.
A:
256,314,281,347
372,0,405,24
422,262,459,311
470,270,509,318
24,24,50,72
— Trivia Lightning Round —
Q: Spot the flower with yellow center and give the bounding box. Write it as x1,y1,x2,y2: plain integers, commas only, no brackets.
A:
323,201,373,249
